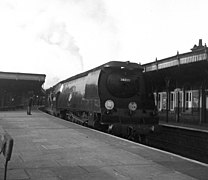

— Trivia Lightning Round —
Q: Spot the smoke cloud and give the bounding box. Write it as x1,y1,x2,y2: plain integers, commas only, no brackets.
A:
40,21,84,70
0,0,119,88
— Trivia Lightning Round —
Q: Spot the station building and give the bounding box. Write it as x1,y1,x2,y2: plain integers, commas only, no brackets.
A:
0,71,46,111
142,39,208,125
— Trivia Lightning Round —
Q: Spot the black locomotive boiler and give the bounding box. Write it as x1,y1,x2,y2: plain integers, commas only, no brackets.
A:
47,61,158,140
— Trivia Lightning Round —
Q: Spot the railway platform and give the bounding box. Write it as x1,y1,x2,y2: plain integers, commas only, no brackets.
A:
0,110,208,180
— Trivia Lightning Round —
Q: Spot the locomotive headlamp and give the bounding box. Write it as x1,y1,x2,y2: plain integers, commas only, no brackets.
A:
128,102,137,111
105,100,114,110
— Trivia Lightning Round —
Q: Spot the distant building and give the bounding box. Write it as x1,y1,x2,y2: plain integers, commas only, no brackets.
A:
142,39,208,124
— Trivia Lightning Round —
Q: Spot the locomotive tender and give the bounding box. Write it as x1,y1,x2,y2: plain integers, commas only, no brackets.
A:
47,61,158,140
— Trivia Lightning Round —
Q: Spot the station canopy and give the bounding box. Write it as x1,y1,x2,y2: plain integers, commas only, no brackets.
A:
0,71,46,94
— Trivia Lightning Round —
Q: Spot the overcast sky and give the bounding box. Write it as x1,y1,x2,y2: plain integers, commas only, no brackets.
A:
1,0,208,88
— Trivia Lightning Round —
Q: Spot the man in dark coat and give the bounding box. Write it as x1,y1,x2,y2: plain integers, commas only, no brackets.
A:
27,97,33,115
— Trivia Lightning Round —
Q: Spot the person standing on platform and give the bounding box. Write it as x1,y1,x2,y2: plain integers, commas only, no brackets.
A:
27,96,33,115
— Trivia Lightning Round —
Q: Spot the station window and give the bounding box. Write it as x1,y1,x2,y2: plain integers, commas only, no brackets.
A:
158,93,161,110
170,92,175,111
153,93,157,107
174,91,183,110
192,90,199,110
185,91,192,101
162,92,167,110
179,91,183,108
185,91,192,110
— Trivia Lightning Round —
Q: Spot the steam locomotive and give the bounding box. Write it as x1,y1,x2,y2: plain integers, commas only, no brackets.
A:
46,61,158,141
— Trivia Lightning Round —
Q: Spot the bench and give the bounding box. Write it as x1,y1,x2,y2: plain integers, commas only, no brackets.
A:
0,127,14,180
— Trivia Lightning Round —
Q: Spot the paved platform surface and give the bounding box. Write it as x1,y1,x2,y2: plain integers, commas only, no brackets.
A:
0,110,208,180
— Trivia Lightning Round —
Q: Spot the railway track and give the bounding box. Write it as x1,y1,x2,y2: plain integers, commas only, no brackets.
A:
146,124,208,164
